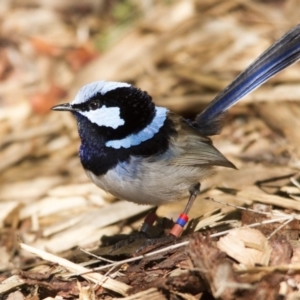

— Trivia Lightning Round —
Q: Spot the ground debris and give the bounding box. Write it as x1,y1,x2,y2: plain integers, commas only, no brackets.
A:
2,0,300,299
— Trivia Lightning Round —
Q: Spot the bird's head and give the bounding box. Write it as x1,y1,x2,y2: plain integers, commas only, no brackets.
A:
52,81,168,149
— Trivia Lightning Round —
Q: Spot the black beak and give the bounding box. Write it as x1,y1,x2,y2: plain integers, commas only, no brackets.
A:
51,103,74,112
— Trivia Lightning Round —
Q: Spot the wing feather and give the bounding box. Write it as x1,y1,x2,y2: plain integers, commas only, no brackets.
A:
167,114,235,169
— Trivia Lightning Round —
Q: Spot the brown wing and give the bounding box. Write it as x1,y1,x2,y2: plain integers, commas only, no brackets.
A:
167,113,236,169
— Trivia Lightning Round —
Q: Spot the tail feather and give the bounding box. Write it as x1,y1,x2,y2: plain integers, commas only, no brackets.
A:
195,24,300,136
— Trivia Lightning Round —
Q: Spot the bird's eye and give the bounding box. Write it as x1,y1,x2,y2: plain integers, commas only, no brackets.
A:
88,100,100,110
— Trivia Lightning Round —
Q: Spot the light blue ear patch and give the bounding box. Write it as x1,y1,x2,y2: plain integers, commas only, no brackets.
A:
105,107,168,149
79,105,125,129
72,81,131,105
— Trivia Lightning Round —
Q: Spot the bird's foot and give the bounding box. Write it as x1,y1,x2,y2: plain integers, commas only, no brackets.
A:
105,215,184,255
134,234,176,255
110,231,149,252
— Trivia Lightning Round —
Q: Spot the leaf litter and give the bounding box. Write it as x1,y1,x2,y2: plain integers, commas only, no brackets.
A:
1,0,300,299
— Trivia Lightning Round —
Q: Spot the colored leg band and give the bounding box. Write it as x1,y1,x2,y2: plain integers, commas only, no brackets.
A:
169,213,189,237
176,213,189,227
140,211,157,233
144,211,157,225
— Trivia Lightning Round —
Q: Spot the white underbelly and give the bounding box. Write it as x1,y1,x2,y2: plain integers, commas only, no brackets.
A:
85,157,211,206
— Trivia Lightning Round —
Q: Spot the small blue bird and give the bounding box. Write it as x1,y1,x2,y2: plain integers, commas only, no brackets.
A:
52,24,300,237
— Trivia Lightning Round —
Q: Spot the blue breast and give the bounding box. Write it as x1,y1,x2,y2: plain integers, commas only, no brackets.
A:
74,111,176,176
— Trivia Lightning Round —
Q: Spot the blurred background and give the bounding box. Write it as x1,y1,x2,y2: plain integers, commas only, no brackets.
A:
1,0,300,270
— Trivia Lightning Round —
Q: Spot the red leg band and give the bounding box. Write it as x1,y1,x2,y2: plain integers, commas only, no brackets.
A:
140,211,157,233
169,213,189,237
144,211,157,225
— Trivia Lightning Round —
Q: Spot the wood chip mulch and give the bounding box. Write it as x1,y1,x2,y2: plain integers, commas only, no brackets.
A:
1,1,300,299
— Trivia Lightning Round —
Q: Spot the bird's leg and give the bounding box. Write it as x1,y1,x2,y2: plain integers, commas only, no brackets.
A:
169,182,200,237
110,206,158,252
140,206,158,234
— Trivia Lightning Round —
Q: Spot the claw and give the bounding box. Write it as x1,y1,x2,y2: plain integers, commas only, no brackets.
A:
134,235,176,255
110,232,148,253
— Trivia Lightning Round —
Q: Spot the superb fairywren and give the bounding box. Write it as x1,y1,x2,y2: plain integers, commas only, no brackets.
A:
52,25,300,237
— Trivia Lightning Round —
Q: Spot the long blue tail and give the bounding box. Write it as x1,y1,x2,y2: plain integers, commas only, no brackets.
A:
195,24,300,136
